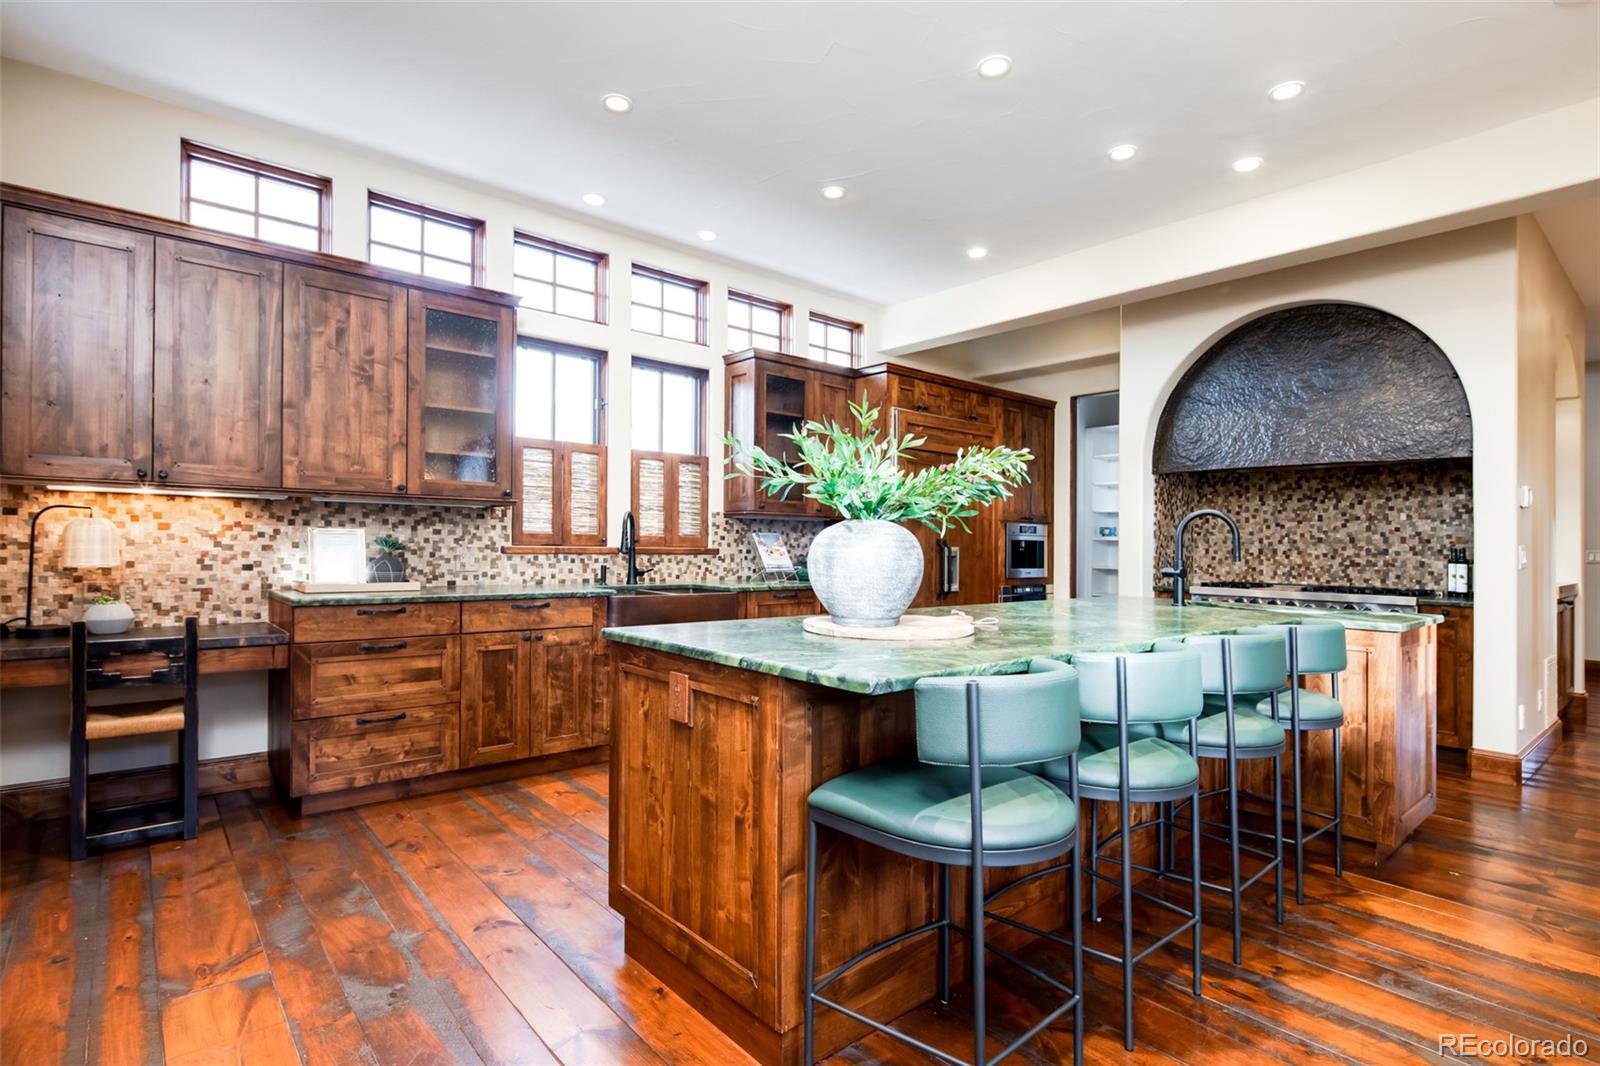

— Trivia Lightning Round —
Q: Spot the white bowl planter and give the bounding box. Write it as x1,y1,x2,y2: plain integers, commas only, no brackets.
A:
806,520,924,628
83,601,134,635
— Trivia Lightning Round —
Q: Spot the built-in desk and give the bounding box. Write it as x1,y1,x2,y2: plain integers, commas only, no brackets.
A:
0,623,289,688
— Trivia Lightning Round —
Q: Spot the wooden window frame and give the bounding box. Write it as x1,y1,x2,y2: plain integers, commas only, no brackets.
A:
630,358,709,550
630,357,706,456
514,337,607,447
808,311,864,367
630,263,708,345
513,231,609,324
367,190,486,285
179,139,332,251
510,340,608,548
728,289,792,354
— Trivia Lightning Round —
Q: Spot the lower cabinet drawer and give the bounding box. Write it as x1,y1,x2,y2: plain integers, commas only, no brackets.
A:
461,598,594,633
295,704,459,795
291,635,460,719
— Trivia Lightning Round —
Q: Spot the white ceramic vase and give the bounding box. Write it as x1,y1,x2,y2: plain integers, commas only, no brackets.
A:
83,601,134,635
806,519,924,628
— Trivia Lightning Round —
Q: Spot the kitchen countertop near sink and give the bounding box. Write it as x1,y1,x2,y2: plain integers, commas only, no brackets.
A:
602,598,1440,695
268,579,811,607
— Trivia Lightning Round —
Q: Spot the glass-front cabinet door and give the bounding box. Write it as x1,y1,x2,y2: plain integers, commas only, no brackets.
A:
407,290,514,500
754,363,809,514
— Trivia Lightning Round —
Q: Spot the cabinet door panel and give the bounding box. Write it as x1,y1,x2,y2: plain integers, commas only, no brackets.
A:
894,408,999,607
283,265,408,492
532,626,593,754
462,631,531,766
807,370,855,516
1000,401,1051,525
407,290,513,500
2,207,154,480
154,238,282,488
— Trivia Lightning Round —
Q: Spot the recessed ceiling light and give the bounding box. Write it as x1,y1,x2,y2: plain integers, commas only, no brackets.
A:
581,192,606,206
976,55,1012,79
1108,143,1138,162
697,230,717,242
966,246,989,260
1267,80,1306,102
1231,156,1264,173
820,184,846,200
601,93,633,114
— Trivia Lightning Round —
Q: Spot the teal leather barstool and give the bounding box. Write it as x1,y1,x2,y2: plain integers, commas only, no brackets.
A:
804,659,1085,1066
1154,632,1287,964
1034,647,1205,1051
1252,621,1348,903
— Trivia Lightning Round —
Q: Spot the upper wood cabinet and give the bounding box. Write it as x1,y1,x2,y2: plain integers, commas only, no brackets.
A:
723,349,857,518
893,407,1001,608
2,187,521,499
407,289,513,501
282,265,409,494
1,207,154,482
154,238,283,488
1000,400,1053,524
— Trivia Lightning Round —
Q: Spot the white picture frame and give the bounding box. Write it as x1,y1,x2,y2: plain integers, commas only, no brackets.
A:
309,528,367,586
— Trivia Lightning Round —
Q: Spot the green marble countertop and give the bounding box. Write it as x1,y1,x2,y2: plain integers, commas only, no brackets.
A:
602,598,1439,695
269,579,810,607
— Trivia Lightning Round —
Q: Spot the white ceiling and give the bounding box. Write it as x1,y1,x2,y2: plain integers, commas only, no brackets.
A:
3,1,1597,305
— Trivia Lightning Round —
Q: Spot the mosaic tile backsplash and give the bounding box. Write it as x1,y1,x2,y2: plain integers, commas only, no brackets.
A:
1152,459,1473,591
1,486,822,627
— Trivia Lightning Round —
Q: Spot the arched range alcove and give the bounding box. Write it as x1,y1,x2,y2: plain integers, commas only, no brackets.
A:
1153,303,1472,473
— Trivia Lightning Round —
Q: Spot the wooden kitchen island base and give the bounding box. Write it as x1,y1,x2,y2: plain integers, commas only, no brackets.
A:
609,613,1438,1064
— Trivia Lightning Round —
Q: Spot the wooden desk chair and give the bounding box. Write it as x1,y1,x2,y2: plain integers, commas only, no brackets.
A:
68,619,199,859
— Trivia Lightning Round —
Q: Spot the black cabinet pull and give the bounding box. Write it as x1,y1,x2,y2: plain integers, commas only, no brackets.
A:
502,489,513,498
396,483,408,493
357,641,407,654
136,467,148,479
157,469,169,479
355,712,407,726
534,633,545,642
511,602,552,611
522,633,532,642
355,606,407,616
772,591,797,600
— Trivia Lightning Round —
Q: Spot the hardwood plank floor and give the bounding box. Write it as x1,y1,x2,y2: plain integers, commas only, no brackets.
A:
3,706,1597,1065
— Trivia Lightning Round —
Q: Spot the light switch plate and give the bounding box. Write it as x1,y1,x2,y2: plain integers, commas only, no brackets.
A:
1518,545,1528,570
1587,549,1600,565
1519,485,1533,508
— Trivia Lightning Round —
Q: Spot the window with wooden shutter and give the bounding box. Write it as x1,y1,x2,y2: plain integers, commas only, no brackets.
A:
510,338,607,547
630,358,709,550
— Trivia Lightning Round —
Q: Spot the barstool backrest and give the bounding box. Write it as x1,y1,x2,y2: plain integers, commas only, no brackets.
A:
914,658,1080,767
1253,621,1348,676
1159,632,1289,695
1072,647,1204,726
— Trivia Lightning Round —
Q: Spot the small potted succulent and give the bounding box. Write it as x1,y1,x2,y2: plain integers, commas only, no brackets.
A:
83,593,134,635
368,534,407,582
726,398,1030,627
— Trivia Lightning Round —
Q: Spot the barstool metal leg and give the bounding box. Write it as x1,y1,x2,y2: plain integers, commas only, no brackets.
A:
1071,832,1084,1066
1291,726,1306,905
939,864,952,1004
1272,752,1285,924
804,817,818,1066
1088,801,1100,923
1333,722,1345,879
1189,739,1203,998
1116,659,1136,1051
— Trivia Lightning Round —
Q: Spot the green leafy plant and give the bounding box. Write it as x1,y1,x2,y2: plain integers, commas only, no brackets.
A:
724,397,1031,535
374,534,405,554
93,594,120,606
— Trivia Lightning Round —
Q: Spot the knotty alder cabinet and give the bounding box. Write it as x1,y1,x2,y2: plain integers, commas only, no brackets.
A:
1419,603,1473,750
1,186,517,500
268,595,608,814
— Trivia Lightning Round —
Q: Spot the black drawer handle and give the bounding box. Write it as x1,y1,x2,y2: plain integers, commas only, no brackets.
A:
511,602,552,611
355,606,407,616
771,591,797,600
357,641,408,654
355,712,407,726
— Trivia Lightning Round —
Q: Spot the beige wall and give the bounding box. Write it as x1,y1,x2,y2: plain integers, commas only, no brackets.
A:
1586,368,1600,660
1516,218,1587,731
0,59,881,542
1121,223,1529,753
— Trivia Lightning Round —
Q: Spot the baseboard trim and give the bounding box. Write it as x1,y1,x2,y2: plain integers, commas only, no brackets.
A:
1468,719,1563,786
0,752,270,823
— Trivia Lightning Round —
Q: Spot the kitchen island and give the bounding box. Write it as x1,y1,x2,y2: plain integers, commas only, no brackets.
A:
603,598,1438,1065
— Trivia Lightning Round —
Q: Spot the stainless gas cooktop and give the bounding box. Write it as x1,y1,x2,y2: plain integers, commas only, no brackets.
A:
1187,583,1441,613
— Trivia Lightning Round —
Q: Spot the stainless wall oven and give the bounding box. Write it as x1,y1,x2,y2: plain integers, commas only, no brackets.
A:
1004,522,1048,580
